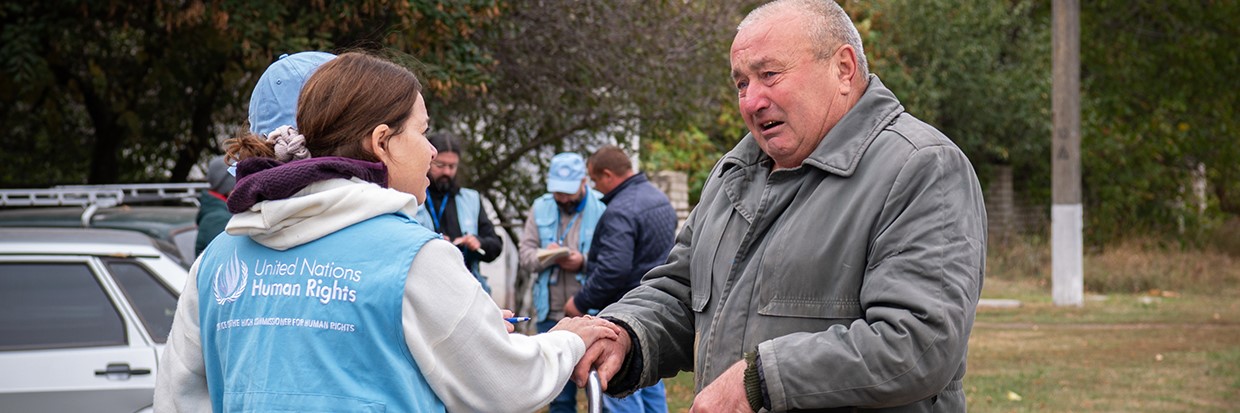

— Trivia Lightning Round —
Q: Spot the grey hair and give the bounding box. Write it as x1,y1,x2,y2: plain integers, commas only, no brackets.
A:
738,0,869,78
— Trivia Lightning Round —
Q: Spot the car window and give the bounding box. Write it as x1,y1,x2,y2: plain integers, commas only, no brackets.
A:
173,229,198,266
0,262,126,350
105,260,178,344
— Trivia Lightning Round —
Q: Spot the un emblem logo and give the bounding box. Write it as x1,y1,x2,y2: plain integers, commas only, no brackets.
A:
212,250,248,304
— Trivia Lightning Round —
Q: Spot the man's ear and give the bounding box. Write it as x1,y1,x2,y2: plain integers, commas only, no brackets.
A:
369,124,391,160
835,45,860,95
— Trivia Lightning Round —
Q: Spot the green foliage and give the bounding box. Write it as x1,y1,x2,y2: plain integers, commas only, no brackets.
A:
0,0,498,186
854,0,1053,202
430,0,747,224
852,0,1238,245
1080,0,1240,243
643,103,747,205
3,0,1235,245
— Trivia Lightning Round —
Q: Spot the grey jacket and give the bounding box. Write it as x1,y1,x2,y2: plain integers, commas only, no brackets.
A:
600,76,986,412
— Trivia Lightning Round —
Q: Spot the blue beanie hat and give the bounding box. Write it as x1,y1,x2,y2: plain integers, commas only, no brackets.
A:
248,51,336,137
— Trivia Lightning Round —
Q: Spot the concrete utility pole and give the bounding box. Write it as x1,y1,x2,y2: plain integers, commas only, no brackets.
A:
1052,0,1083,306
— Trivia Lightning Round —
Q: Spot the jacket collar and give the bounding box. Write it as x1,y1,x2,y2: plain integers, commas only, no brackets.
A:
600,172,648,205
718,75,904,178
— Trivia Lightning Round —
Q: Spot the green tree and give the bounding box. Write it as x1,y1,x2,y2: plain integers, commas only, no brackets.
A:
856,0,1053,202
1080,0,1239,243
429,0,746,225
0,1,498,186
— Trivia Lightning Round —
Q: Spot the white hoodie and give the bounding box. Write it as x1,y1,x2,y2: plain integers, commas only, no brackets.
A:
155,178,584,412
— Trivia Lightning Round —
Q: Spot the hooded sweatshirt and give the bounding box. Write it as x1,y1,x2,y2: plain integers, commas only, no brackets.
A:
156,158,585,412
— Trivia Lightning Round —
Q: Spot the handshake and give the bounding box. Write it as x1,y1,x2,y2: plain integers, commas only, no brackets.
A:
551,315,631,389
503,311,631,391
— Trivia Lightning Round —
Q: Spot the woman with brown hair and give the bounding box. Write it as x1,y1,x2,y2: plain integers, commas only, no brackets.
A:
156,52,616,412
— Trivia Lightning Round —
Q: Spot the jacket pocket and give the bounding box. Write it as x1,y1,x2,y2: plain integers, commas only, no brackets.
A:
756,255,864,320
689,241,716,313
689,206,740,312
758,296,862,319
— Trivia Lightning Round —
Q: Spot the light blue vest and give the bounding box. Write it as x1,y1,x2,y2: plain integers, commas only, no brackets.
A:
198,213,444,413
531,189,605,322
415,188,489,291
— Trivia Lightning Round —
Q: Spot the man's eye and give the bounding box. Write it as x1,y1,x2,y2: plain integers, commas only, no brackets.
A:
735,80,748,90
762,71,778,79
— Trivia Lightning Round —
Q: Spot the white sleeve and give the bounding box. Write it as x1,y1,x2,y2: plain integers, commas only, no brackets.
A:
155,258,213,413
403,239,585,412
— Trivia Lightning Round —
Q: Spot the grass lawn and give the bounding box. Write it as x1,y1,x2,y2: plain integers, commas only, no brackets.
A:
966,277,1240,412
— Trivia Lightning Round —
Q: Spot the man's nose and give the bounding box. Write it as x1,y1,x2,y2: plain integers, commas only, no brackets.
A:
739,86,770,117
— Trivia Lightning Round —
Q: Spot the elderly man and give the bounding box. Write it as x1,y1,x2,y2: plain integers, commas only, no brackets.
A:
575,0,988,412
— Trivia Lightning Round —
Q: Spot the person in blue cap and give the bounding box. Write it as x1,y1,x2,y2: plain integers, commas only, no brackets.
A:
195,51,336,257
518,152,607,413
568,145,676,413
247,51,337,139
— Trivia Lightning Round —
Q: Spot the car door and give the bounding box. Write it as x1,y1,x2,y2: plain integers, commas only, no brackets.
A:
0,256,159,413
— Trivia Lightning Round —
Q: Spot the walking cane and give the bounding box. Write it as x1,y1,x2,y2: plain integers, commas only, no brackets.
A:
586,369,602,413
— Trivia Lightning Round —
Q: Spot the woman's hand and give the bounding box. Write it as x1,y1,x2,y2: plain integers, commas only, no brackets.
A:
501,309,516,333
550,315,618,348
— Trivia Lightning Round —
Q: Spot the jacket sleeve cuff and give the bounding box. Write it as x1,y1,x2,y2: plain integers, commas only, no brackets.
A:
572,291,596,314
744,350,769,412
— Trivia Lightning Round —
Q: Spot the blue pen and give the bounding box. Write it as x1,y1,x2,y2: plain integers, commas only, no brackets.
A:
504,317,531,324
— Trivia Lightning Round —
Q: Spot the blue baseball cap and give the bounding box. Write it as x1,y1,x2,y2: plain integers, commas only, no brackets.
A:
547,152,586,194
248,51,336,137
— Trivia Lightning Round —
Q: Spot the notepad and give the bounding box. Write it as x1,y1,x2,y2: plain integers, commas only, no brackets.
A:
537,247,571,267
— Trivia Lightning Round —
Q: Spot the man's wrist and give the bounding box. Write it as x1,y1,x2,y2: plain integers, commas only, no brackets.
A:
599,316,643,394
743,350,767,412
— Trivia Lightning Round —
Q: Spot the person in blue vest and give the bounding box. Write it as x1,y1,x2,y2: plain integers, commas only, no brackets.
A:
415,132,503,293
518,152,607,413
565,145,677,413
155,52,618,413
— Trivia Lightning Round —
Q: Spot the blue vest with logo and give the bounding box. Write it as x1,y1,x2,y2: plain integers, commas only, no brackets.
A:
198,213,444,413
531,189,605,321
415,188,488,291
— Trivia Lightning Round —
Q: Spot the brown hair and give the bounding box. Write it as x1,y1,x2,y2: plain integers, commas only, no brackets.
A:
588,145,632,176
226,52,423,163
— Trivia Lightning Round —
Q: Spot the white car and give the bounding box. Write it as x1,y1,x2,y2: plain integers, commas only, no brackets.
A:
0,227,188,413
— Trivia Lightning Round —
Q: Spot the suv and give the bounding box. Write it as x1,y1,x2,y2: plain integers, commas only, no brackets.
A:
0,184,202,413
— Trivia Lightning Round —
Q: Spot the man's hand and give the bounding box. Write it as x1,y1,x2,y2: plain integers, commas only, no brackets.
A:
572,318,630,390
452,234,482,252
690,359,753,413
564,297,583,317
556,251,584,272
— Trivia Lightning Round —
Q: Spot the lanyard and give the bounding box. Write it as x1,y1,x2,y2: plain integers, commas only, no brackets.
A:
555,198,587,245
425,190,449,233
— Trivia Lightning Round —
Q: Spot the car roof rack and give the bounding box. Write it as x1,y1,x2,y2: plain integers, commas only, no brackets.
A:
0,183,209,227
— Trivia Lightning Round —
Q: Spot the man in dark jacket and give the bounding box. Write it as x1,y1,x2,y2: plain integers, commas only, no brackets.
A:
565,144,677,412
195,156,235,257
